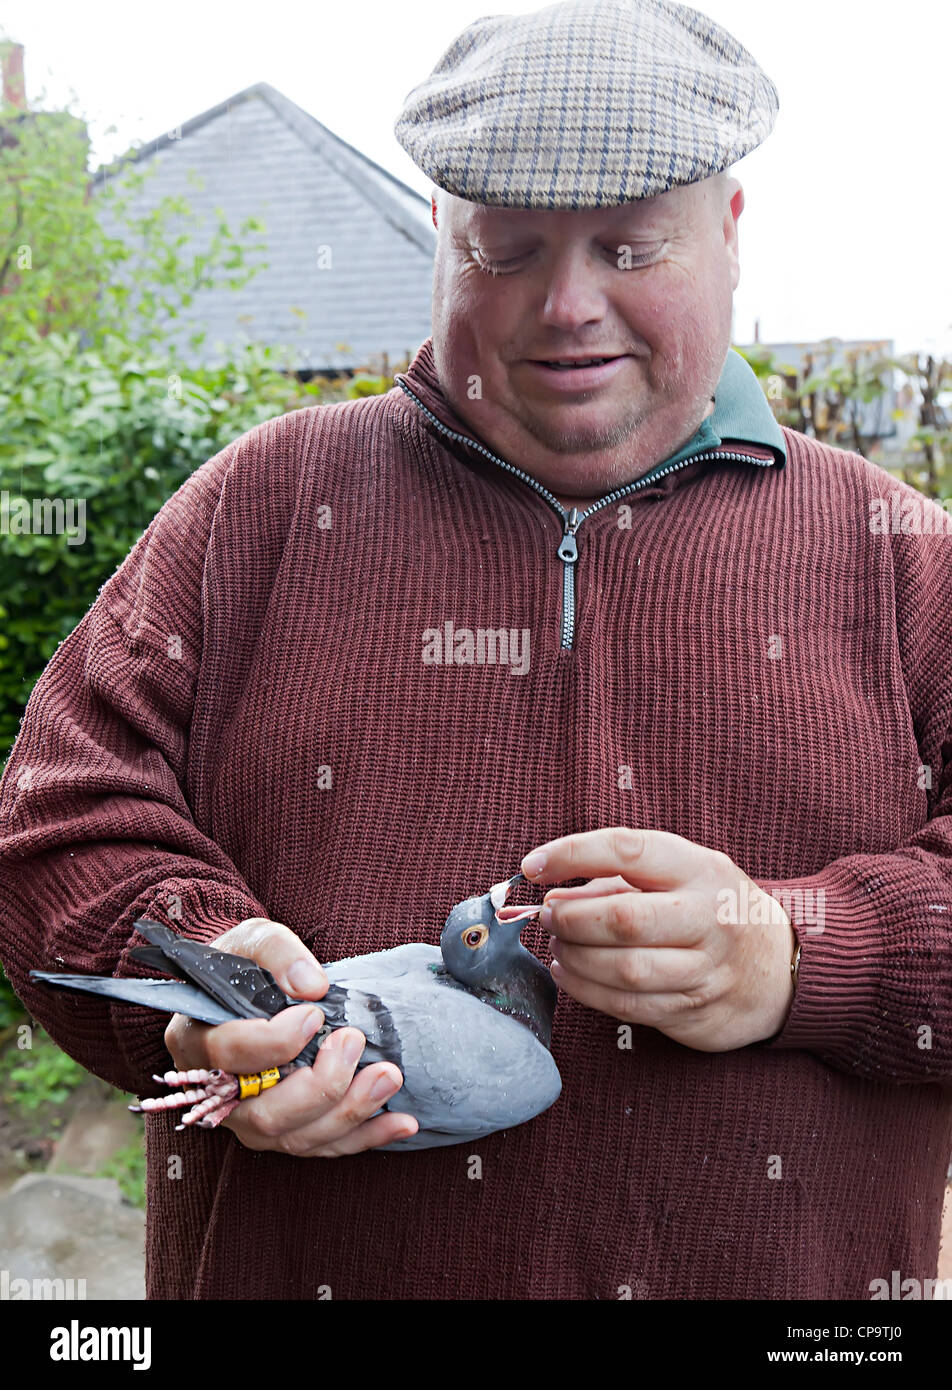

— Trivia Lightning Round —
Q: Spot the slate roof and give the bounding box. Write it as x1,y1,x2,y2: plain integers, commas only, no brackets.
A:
91,82,435,372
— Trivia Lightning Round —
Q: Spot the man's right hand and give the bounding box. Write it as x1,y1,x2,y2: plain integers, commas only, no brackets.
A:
162,917,419,1156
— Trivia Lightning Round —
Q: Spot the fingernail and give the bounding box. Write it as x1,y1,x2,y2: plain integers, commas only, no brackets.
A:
299,1007,324,1034
288,958,327,995
371,1072,400,1101
540,903,552,928
338,1031,365,1067
521,850,547,877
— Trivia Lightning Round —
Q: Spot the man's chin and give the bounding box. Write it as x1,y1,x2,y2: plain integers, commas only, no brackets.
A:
518,408,643,457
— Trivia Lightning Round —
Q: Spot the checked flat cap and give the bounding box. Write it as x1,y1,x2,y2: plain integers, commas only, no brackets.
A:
393,0,778,209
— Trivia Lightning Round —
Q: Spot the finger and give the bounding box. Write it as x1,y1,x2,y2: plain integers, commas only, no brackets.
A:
545,889,707,947
548,939,706,992
305,1109,420,1158
228,1030,412,1151
522,826,713,891
164,1013,215,1071
265,1062,418,1156
543,876,638,899
225,1027,384,1133
201,1003,326,1074
540,879,642,934
212,918,329,1000
227,1026,373,1137
549,958,696,1027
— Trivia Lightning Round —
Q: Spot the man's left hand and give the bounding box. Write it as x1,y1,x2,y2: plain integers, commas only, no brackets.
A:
520,827,796,1051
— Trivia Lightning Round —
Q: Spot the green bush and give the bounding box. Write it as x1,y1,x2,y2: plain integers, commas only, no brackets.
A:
0,327,329,755
0,1027,87,1110
0,975,23,1025
0,88,393,765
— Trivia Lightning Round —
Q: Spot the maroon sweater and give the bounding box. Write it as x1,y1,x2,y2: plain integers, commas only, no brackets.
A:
1,337,951,1300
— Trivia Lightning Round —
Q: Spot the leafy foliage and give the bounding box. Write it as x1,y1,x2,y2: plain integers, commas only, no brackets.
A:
0,978,24,1026
90,1129,146,1207
0,89,266,356
0,1023,145,1204
0,1028,86,1110
0,327,329,754
735,342,952,493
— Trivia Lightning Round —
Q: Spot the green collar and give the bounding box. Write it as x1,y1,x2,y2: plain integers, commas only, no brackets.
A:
662,347,788,471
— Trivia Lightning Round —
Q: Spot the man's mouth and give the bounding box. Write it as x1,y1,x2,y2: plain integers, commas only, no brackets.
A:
534,356,622,370
523,355,629,385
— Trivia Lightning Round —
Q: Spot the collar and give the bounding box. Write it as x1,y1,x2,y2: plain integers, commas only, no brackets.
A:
706,345,787,464
393,338,785,500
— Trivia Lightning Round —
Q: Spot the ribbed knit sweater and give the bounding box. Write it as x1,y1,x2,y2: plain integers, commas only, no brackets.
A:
1,337,951,1300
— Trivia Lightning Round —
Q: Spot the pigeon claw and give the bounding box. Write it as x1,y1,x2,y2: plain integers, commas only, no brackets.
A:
129,1067,241,1130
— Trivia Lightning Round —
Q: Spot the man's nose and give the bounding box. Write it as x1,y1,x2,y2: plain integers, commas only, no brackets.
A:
537,249,609,331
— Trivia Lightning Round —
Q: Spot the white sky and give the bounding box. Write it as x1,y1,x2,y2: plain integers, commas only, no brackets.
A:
3,0,949,355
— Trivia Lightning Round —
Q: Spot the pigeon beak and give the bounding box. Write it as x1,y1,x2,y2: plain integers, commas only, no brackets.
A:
490,871,542,929
488,871,524,910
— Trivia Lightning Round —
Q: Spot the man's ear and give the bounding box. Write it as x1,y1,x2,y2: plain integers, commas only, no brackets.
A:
431,193,438,229
723,177,744,290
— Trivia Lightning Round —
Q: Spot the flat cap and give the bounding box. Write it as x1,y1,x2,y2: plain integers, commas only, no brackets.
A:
393,0,778,209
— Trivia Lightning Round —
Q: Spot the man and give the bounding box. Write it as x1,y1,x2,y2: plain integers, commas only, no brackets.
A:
0,0,950,1300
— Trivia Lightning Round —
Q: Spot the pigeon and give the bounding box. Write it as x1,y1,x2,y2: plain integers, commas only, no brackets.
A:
29,870,561,1151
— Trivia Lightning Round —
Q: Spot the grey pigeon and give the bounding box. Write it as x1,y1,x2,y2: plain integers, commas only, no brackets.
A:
30,871,561,1150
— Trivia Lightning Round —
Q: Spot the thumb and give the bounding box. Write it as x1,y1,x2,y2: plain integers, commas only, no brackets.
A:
212,917,329,1000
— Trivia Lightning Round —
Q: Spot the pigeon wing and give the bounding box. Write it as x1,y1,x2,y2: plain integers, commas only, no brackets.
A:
322,942,441,984
128,945,187,977
300,944,443,1067
28,971,238,1026
132,918,289,1020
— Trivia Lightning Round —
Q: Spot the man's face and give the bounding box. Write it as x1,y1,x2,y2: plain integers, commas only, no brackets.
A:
430,175,744,498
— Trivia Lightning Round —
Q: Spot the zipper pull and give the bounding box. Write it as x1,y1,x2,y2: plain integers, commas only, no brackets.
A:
558,507,581,562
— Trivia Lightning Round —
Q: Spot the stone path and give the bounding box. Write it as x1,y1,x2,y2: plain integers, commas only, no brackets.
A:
0,1173,144,1299
0,1094,144,1299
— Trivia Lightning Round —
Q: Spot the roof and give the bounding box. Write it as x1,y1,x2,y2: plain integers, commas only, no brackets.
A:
91,82,436,372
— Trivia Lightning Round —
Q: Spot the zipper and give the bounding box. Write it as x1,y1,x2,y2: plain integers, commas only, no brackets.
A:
395,377,775,651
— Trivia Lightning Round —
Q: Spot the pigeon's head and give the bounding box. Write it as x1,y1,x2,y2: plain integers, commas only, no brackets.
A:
440,871,542,987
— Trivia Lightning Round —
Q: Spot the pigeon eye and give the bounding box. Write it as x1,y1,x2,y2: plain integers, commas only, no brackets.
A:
462,927,489,949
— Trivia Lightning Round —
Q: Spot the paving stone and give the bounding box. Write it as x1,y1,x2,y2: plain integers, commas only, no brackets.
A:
0,1173,144,1300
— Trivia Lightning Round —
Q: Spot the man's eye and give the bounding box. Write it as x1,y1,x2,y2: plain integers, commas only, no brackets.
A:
475,246,659,275
617,246,660,268
475,252,527,276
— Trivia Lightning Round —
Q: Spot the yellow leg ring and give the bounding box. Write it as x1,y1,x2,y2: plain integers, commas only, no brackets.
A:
238,1067,282,1099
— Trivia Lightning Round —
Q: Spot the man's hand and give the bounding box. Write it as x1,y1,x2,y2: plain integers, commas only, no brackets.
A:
520,828,796,1051
163,917,419,1155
